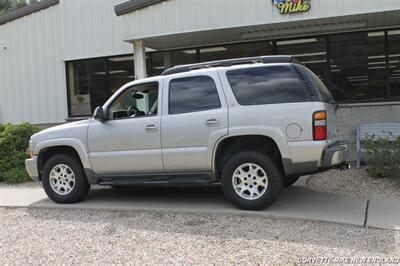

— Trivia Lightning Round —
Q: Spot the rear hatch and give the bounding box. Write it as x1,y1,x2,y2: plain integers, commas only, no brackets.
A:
305,68,338,143
293,64,338,143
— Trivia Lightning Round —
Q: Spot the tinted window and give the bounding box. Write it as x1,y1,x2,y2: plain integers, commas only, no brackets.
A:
328,32,387,102
169,76,221,114
66,55,135,117
303,66,335,103
226,66,308,105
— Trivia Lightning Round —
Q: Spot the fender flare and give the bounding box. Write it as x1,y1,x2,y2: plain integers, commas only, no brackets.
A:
35,138,91,170
209,126,290,171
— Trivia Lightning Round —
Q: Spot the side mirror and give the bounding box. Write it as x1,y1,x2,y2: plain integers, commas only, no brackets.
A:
93,107,107,122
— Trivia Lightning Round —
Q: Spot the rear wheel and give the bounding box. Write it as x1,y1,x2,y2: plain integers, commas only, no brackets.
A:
42,154,90,204
221,151,283,210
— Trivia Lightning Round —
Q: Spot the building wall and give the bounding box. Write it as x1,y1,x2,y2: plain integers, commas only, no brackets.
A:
0,0,131,124
337,103,400,160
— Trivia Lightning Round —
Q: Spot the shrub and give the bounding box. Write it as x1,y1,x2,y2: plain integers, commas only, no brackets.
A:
363,133,400,186
0,123,40,183
3,168,31,183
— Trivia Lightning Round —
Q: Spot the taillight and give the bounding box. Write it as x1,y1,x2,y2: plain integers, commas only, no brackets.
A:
313,111,327,141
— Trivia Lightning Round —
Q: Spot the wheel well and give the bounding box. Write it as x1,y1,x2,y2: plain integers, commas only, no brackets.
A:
37,146,82,180
214,135,283,180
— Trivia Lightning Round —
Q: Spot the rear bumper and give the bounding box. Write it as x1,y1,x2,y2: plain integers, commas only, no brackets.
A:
25,157,39,182
282,140,348,176
321,140,348,168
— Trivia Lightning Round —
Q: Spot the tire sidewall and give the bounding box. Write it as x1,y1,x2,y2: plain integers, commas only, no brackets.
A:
42,154,89,204
221,151,283,210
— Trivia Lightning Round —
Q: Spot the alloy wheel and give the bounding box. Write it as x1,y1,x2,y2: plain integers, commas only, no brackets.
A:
232,163,268,200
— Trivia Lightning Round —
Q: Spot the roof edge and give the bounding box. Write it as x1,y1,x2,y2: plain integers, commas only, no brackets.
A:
0,0,59,26
115,0,166,16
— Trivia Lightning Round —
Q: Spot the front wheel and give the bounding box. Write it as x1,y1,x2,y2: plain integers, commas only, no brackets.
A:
42,154,90,204
221,151,283,210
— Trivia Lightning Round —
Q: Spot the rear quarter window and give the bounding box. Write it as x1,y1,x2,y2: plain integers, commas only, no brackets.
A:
226,65,309,106
304,66,335,103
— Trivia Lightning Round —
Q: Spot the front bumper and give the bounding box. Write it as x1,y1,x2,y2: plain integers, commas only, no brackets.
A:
321,140,348,168
25,157,39,182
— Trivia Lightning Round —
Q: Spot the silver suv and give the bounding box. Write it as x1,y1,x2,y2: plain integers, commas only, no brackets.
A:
25,56,348,210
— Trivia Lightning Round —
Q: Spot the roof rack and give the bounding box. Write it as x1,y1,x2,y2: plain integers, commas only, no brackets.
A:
161,55,300,76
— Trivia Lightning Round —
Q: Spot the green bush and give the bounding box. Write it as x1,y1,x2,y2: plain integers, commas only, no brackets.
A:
0,123,40,183
3,168,31,183
364,133,400,186
0,124,5,134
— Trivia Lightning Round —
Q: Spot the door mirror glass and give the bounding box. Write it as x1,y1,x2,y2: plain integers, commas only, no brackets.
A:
93,106,107,122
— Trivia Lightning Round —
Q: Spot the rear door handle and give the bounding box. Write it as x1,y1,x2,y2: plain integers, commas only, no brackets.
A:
205,119,220,127
145,124,158,132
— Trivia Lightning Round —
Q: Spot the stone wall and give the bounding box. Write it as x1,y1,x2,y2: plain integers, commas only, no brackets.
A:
336,102,400,161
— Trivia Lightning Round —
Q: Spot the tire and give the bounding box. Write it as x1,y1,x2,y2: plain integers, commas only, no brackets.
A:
42,154,90,204
284,175,301,188
221,151,284,210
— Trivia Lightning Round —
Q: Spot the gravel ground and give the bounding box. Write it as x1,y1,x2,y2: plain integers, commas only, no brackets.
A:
308,168,400,201
0,207,399,265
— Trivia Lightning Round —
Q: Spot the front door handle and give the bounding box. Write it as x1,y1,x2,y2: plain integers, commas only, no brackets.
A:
145,124,158,132
205,118,220,127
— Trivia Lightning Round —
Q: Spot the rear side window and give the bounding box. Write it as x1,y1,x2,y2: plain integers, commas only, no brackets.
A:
226,66,308,105
304,67,335,103
169,76,221,115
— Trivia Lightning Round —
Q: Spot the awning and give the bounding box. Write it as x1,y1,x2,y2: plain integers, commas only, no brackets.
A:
131,10,400,50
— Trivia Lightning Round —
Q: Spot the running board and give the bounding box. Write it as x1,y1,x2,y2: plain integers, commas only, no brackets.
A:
97,172,214,186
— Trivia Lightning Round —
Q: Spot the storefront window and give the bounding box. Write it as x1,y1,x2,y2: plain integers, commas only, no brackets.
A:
199,42,274,62
67,55,135,117
388,30,400,97
108,55,135,94
148,50,197,76
148,42,275,77
277,37,327,82
328,31,387,102
67,29,400,118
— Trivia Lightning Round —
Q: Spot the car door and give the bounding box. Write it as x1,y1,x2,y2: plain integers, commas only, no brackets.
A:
161,71,228,172
88,81,164,175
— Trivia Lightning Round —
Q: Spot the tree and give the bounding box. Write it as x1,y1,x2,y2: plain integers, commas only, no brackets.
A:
0,0,39,16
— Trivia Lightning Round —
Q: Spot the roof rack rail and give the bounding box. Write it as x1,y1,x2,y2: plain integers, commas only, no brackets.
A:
161,55,300,76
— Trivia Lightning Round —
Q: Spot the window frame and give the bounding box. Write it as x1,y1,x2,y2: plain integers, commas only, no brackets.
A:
167,75,222,115
105,81,160,121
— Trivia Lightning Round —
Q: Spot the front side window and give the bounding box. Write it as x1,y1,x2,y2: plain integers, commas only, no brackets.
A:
226,66,308,105
169,76,221,115
108,82,159,120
